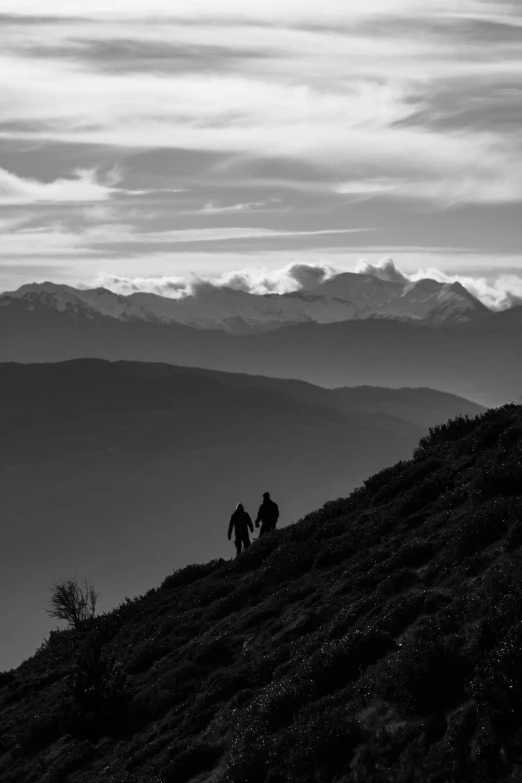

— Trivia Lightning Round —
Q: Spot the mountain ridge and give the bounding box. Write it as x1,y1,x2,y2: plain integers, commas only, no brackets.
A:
0,272,492,333
1,402,522,782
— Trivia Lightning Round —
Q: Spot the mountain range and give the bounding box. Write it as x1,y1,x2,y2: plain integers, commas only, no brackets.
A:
0,359,483,670
1,279,521,405
0,274,490,333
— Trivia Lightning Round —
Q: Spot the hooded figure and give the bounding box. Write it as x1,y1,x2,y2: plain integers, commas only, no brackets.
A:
228,503,254,557
255,492,279,537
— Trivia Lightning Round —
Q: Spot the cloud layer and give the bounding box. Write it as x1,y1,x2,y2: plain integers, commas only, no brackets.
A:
0,1,520,287
91,258,522,311
1,1,521,205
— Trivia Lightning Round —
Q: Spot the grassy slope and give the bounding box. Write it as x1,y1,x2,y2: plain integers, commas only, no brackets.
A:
1,405,522,783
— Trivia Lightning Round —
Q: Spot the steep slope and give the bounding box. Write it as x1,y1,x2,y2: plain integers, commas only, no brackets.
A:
1,404,521,783
0,273,490,333
2,359,455,670
0,298,516,405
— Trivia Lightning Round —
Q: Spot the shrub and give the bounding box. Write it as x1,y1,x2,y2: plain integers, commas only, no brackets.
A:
380,592,428,637
46,577,98,630
363,461,408,497
193,632,234,665
161,559,225,591
471,620,522,724
65,632,129,738
285,709,364,783
314,535,356,569
199,666,252,704
413,413,479,455
0,671,15,688
127,641,171,674
229,536,279,573
477,462,522,499
390,541,435,570
506,521,522,551
44,745,96,783
397,478,442,517
17,708,67,754
372,460,441,506
306,630,395,698
392,637,470,713
379,567,418,597
453,508,507,557
162,741,223,783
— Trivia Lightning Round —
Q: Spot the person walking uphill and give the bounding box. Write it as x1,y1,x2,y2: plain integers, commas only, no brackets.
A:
228,503,254,557
255,492,279,537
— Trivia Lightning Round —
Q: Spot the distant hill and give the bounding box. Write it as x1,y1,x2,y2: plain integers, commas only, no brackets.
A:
0,295,519,405
1,403,522,782
0,360,483,669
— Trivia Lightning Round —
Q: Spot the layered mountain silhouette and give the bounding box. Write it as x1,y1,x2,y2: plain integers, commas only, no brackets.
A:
2,403,522,783
0,360,482,670
1,279,519,405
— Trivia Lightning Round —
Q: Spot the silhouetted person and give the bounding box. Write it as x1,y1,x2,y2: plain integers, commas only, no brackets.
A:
255,492,279,537
228,503,254,557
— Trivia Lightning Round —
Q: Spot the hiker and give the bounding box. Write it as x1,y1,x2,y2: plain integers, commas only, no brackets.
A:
228,503,254,557
255,492,279,537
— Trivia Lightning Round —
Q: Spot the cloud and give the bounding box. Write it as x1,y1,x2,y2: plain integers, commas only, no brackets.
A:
335,179,401,197
82,225,373,245
0,0,520,291
217,261,338,294
409,268,522,310
356,257,408,283
93,261,341,298
0,1,521,207
357,256,522,309
2,1,519,25
91,257,522,311
0,166,118,205
200,201,268,214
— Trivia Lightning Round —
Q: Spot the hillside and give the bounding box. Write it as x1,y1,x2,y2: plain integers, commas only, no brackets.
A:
1,298,520,405
1,404,522,782
0,360,483,670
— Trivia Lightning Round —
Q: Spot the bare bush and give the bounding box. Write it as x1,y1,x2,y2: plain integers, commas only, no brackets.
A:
46,577,98,630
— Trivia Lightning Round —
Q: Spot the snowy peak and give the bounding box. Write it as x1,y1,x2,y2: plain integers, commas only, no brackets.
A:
0,272,491,332
2,282,158,322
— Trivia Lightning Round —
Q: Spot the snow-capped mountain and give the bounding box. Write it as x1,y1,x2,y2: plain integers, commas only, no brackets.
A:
0,272,490,332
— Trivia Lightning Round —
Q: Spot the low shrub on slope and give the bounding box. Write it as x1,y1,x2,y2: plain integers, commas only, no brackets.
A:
1,405,522,783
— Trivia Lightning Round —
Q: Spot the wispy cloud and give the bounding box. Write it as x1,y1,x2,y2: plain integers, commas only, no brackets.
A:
0,0,520,285
0,166,117,205
199,201,269,214
1,1,518,24
0,1,520,206
82,225,374,245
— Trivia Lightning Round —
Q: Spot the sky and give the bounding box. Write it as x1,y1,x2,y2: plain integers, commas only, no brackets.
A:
0,0,521,299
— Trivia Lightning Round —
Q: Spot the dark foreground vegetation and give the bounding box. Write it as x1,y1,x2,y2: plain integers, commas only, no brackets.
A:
1,404,522,783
